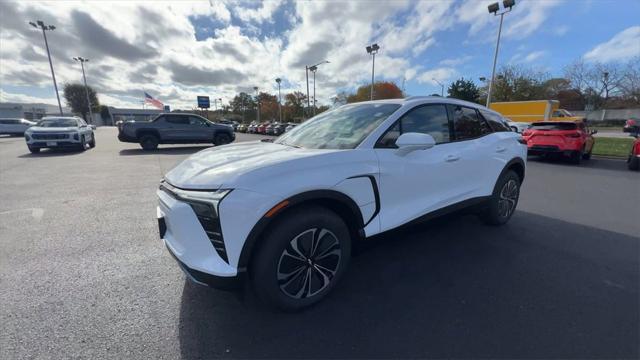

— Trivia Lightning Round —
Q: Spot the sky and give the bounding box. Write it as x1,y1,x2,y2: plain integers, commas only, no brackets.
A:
0,0,639,110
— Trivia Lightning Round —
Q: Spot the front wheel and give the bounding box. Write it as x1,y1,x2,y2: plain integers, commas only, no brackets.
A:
78,135,87,151
214,133,231,146
480,170,521,226
28,146,40,153
251,206,351,311
89,133,96,148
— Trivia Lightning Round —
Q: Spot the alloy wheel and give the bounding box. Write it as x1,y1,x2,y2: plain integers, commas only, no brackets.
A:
497,179,518,218
277,228,342,299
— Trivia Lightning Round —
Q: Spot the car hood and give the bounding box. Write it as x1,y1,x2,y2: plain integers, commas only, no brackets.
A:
164,141,337,189
27,126,77,132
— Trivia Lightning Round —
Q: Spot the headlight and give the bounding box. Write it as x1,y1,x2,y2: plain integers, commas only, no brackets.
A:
159,182,231,262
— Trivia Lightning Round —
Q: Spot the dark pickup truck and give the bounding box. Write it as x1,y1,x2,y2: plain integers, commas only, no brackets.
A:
118,113,235,150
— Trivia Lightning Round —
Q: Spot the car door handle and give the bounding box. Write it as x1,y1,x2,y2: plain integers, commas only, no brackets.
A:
445,154,460,162
496,146,506,153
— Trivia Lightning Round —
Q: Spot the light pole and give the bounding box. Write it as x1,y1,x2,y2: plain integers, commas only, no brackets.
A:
305,60,329,117
218,98,222,114
29,20,63,115
275,78,282,122
254,86,260,122
366,43,380,100
486,0,515,107
73,57,93,123
432,78,444,97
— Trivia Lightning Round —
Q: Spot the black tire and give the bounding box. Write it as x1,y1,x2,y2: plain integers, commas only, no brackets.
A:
28,146,40,153
250,205,351,311
139,134,159,150
629,156,640,171
214,133,231,146
480,170,521,226
78,135,87,151
89,133,96,148
571,150,582,165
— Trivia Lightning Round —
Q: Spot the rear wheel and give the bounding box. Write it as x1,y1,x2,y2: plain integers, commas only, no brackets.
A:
214,133,231,146
139,134,159,150
571,150,582,164
629,156,640,171
251,206,351,311
480,170,521,226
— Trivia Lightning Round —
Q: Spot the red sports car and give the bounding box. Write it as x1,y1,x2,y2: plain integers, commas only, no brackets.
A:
522,121,596,164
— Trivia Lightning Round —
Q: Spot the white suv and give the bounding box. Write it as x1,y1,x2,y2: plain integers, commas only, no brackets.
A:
157,97,526,310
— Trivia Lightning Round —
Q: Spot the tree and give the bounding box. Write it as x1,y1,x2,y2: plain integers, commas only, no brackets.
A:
347,81,403,103
257,92,279,121
63,83,99,121
447,78,480,103
229,92,256,121
284,91,307,120
99,105,112,125
481,65,549,103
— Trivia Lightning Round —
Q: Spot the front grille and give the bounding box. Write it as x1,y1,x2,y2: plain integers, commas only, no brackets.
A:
159,183,229,263
31,133,69,140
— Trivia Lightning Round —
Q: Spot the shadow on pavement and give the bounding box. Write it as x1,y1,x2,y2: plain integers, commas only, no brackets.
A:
119,146,210,156
178,211,639,359
17,147,87,158
528,155,631,173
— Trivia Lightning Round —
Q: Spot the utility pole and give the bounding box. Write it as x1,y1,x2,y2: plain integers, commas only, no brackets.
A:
275,78,282,122
254,86,260,123
30,21,63,115
73,57,93,123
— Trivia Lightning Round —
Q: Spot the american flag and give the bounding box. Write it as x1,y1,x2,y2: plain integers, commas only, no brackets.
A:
144,92,164,109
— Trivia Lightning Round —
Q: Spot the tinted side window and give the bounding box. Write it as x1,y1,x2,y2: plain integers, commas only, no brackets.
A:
189,117,207,126
166,116,188,125
451,106,491,140
480,110,510,132
376,104,451,148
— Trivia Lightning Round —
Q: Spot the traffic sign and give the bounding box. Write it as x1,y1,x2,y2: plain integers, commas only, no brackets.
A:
197,96,210,109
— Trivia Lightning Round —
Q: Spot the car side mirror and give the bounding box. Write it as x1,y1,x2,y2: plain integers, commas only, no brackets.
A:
395,132,436,155
90,125,97,130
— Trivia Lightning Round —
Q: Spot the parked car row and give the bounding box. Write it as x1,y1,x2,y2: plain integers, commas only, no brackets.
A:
0,118,37,135
237,121,299,135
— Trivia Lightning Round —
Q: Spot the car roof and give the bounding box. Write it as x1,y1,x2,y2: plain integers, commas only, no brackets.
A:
349,96,500,115
40,116,81,120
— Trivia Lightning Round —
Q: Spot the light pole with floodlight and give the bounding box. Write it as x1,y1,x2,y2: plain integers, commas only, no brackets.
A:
73,57,93,123
29,20,63,115
275,78,282,122
305,60,329,117
486,0,515,107
254,86,260,122
366,43,380,100
432,78,444,97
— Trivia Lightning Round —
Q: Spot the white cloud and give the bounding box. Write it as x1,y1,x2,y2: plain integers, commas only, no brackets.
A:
416,67,457,85
510,50,547,64
553,25,569,36
584,26,640,63
440,55,473,66
233,0,284,24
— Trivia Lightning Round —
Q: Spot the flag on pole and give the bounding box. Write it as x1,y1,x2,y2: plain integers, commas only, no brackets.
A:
144,92,164,110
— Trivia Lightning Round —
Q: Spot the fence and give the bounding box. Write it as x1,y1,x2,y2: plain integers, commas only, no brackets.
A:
573,108,640,122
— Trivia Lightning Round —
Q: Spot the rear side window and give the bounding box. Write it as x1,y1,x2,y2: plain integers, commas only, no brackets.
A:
166,116,189,125
189,117,207,126
376,104,450,148
479,110,511,132
450,105,492,140
530,122,577,130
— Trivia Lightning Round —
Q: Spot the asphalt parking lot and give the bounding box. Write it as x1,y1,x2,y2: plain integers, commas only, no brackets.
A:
1,127,638,359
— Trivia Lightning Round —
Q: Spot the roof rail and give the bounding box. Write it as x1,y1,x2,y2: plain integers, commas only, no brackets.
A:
404,95,440,101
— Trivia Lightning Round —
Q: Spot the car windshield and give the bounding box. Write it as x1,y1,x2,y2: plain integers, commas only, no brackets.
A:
274,103,400,149
531,122,577,130
36,119,78,127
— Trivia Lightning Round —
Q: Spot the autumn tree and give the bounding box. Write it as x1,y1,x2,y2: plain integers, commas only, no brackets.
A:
447,78,480,103
229,92,256,121
284,91,307,121
347,81,403,103
257,92,279,121
63,83,99,122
